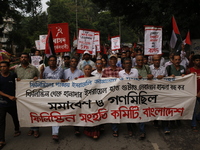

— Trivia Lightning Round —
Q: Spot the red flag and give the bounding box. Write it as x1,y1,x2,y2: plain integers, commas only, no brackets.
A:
73,32,77,41
45,30,56,57
184,30,191,45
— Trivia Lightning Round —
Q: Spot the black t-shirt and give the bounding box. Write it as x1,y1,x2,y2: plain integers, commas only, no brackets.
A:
0,72,17,107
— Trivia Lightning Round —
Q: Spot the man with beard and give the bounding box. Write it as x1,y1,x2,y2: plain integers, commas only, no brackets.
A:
15,53,40,138
77,51,95,71
166,54,185,128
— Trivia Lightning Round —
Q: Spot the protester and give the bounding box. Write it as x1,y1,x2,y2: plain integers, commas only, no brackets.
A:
40,55,64,141
91,59,103,78
0,61,20,149
77,64,101,139
116,51,127,68
118,57,138,137
62,55,70,69
15,53,40,138
166,54,186,128
101,57,108,69
77,51,95,71
135,54,153,139
102,54,122,137
165,52,175,67
63,57,84,135
189,54,200,131
149,55,169,134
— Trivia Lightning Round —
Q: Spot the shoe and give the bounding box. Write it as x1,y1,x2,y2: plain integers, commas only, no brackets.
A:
164,130,171,134
128,131,133,137
33,131,40,138
192,126,198,132
52,135,59,142
139,133,146,140
14,130,21,137
27,130,34,136
112,131,119,137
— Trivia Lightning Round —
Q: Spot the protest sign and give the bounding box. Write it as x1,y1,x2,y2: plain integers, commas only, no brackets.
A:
77,29,94,54
48,23,70,53
144,26,162,55
111,36,120,51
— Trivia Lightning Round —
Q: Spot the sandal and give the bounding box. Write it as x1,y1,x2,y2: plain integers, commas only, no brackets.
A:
0,141,6,149
112,131,118,137
192,126,198,132
52,135,59,141
14,130,21,137
33,131,40,138
128,131,133,137
27,130,34,136
139,133,146,140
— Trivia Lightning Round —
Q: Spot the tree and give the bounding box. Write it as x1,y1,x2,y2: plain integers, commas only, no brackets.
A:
92,0,200,39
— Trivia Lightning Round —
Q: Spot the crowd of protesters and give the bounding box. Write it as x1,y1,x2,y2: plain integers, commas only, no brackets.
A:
0,43,200,148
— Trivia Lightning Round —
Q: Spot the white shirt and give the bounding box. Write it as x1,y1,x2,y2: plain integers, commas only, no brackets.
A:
91,69,103,78
119,68,138,78
149,65,167,78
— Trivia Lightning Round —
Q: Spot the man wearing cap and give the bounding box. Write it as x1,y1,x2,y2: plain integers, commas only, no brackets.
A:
102,54,122,137
77,51,95,71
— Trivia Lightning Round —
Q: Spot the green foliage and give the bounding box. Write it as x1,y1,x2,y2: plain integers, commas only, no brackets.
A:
92,0,200,39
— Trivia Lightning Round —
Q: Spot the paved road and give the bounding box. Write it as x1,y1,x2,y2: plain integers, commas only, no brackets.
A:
2,115,200,150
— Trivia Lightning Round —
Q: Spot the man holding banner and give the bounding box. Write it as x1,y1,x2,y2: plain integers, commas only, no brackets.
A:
102,54,122,137
15,53,40,138
40,55,64,141
135,54,153,139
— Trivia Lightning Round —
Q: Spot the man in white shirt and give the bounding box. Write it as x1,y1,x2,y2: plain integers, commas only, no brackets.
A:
119,57,138,78
118,57,139,138
150,55,167,79
91,59,103,78
150,54,169,134
77,51,95,71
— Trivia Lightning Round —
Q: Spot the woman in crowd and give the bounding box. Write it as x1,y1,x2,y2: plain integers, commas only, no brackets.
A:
79,64,101,139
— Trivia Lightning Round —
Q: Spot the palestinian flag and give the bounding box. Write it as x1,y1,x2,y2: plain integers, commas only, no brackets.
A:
45,30,56,58
170,16,182,51
44,30,56,66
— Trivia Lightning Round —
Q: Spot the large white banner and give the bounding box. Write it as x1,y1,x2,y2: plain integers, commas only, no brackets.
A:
144,26,162,55
16,74,196,127
77,29,94,54
111,36,120,51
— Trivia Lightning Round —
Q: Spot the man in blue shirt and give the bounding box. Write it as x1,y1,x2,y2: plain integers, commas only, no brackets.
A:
40,55,64,141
